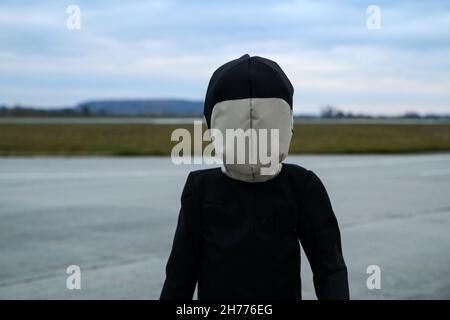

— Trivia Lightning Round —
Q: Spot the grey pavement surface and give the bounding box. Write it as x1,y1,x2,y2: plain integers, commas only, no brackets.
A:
0,154,449,299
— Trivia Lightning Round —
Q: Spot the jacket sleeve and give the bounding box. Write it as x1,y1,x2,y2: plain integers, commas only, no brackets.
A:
160,173,202,300
298,170,350,300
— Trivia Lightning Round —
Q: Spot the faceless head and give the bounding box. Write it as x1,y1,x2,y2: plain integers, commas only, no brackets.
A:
204,54,294,183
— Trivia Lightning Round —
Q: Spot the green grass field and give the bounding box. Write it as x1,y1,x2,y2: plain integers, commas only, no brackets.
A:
1,123,450,156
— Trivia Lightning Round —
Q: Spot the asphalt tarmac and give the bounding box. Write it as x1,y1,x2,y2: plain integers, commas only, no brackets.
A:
0,154,449,299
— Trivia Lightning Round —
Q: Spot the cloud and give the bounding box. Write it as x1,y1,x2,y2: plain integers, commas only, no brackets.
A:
0,0,449,114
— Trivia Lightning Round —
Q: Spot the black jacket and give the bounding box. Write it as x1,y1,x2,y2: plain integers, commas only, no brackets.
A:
160,164,349,300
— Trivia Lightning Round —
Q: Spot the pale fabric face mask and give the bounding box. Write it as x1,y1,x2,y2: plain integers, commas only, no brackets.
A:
210,97,293,183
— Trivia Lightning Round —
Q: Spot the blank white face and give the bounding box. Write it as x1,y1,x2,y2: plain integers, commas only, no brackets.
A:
210,97,293,182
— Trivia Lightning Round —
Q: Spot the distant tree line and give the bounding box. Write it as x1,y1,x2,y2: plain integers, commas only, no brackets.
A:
1,103,450,119
318,106,450,120
0,105,80,117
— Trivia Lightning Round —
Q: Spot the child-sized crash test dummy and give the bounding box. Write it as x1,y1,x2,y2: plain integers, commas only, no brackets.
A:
160,54,349,300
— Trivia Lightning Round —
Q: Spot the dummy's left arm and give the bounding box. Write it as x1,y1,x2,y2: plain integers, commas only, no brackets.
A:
297,170,350,300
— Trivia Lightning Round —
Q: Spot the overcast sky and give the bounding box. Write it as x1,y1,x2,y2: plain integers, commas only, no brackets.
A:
1,0,449,114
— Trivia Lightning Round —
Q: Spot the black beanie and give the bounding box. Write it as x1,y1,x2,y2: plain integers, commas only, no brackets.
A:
204,54,294,128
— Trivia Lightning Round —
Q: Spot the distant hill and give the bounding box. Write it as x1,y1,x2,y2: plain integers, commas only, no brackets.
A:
76,99,203,116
